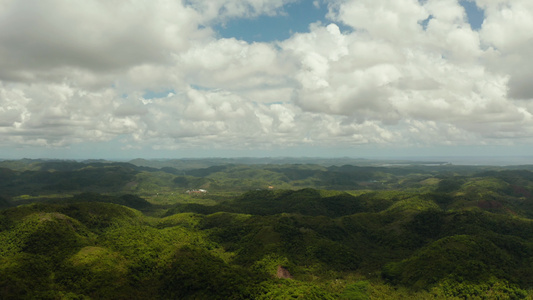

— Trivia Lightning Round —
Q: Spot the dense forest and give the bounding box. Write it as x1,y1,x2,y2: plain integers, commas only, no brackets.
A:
1,158,533,299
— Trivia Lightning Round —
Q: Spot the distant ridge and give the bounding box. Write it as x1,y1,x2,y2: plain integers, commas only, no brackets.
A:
126,157,449,169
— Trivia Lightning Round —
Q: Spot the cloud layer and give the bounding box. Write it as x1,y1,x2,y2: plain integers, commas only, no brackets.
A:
1,0,533,155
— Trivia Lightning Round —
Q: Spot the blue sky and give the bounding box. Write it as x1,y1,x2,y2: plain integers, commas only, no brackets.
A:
215,1,333,42
216,0,485,43
460,0,485,30
1,0,533,162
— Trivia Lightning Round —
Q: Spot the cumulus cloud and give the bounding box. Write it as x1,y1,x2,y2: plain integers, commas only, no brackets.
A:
0,0,211,92
280,0,533,144
478,0,533,99
185,0,297,21
0,0,533,155
175,38,296,92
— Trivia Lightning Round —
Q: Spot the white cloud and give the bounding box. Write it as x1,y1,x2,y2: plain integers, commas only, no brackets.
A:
478,0,533,99
185,0,297,21
0,0,533,156
328,0,428,42
280,0,533,145
175,38,296,92
0,0,210,93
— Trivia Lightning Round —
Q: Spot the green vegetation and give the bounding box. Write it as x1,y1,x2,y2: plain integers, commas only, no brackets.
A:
1,158,533,299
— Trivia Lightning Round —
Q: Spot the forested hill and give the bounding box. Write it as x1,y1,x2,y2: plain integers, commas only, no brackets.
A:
1,159,533,298
2,157,532,196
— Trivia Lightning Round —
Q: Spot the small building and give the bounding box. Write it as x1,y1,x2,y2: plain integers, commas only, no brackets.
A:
186,189,208,195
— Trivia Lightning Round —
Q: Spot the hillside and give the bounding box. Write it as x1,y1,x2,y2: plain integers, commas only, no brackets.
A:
1,159,533,299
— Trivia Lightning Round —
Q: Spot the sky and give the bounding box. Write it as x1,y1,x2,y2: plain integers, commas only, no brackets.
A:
1,0,533,160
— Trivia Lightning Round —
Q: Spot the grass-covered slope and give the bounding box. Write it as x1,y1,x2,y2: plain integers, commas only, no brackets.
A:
0,201,240,299
2,161,533,299
1,201,349,299
168,188,366,217
2,199,533,299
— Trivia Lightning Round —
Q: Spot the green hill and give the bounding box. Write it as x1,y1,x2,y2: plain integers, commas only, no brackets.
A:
1,160,533,298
